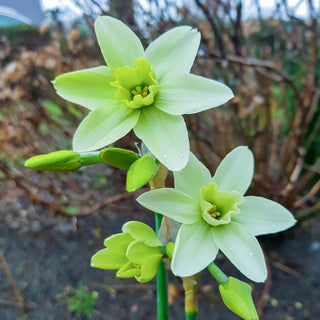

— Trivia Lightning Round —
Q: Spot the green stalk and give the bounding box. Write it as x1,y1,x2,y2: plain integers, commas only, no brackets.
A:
207,262,228,284
155,213,168,320
186,313,197,320
183,274,199,320
80,152,103,166
150,164,169,320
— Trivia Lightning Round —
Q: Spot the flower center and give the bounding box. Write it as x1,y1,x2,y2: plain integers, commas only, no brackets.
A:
111,58,158,109
200,182,244,226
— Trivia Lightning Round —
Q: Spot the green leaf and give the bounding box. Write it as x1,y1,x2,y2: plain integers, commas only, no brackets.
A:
146,26,200,81
126,155,159,192
61,205,79,215
212,146,254,195
156,74,234,115
100,147,139,170
73,103,139,152
25,150,81,172
53,66,115,110
42,100,63,115
133,107,189,171
95,16,145,71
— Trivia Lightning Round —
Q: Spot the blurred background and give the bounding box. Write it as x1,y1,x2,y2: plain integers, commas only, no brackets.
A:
0,0,319,319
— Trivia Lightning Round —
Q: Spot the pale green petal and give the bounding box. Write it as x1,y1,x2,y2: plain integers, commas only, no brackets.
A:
234,196,296,236
146,26,200,81
133,107,189,171
212,146,254,195
73,103,139,152
126,241,161,264
53,66,116,110
103,233,133,252
116,261,140,278
122,221,162,247
95,16,145,71
174,152,211,200
137,189,201,224
212,222,267,282
138,254,163,283
156,74,234,115
91,248,127,269
171,221,219,277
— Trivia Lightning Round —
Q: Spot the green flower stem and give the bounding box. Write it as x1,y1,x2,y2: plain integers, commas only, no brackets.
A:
183,274,200,320
80,152,103,166
150,163,169,320
186,313,197,320
207,262,228,284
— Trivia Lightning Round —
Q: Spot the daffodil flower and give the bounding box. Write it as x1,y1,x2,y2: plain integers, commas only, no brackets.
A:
53,16,234,171
137,146,296,282
91,221,163,283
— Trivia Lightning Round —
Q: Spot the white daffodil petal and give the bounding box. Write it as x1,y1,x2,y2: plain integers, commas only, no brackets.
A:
174,152,211,200
95,16,145,71
53,66,116,110
146,26,200,81
156,74,234,115
133,107,189,171
212,146,254,195
172,221,219,277
212,222,267,282
137,189,201,224
73,103,139,152
234,196,296,236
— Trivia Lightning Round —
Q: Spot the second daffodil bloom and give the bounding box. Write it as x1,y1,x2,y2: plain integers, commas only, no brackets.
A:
53,16,234,171
137,146,296,282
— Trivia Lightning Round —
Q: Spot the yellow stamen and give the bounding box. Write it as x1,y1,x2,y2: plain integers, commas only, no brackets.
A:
208,206,221,218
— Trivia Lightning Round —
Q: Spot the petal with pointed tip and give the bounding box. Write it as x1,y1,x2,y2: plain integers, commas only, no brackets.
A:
171,221,218,277
212,146,254,195
138,254,163,283
174,152,211,200
234,196,296,236
73,103,139,152
126,241,161,264
156,74,234,115
122,221,162,247
146,26,200,81
212,222,267,282
53,66,115,110
95,16,145,71
134,107,189,171
137,189,201,224
91,248,127,269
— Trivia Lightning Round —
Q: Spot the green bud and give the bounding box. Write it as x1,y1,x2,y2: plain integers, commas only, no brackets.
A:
219,277,259,320
91,221,163,283
99,147,139,171
165,242,175,259
126,155,159,192
25,150,82,172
